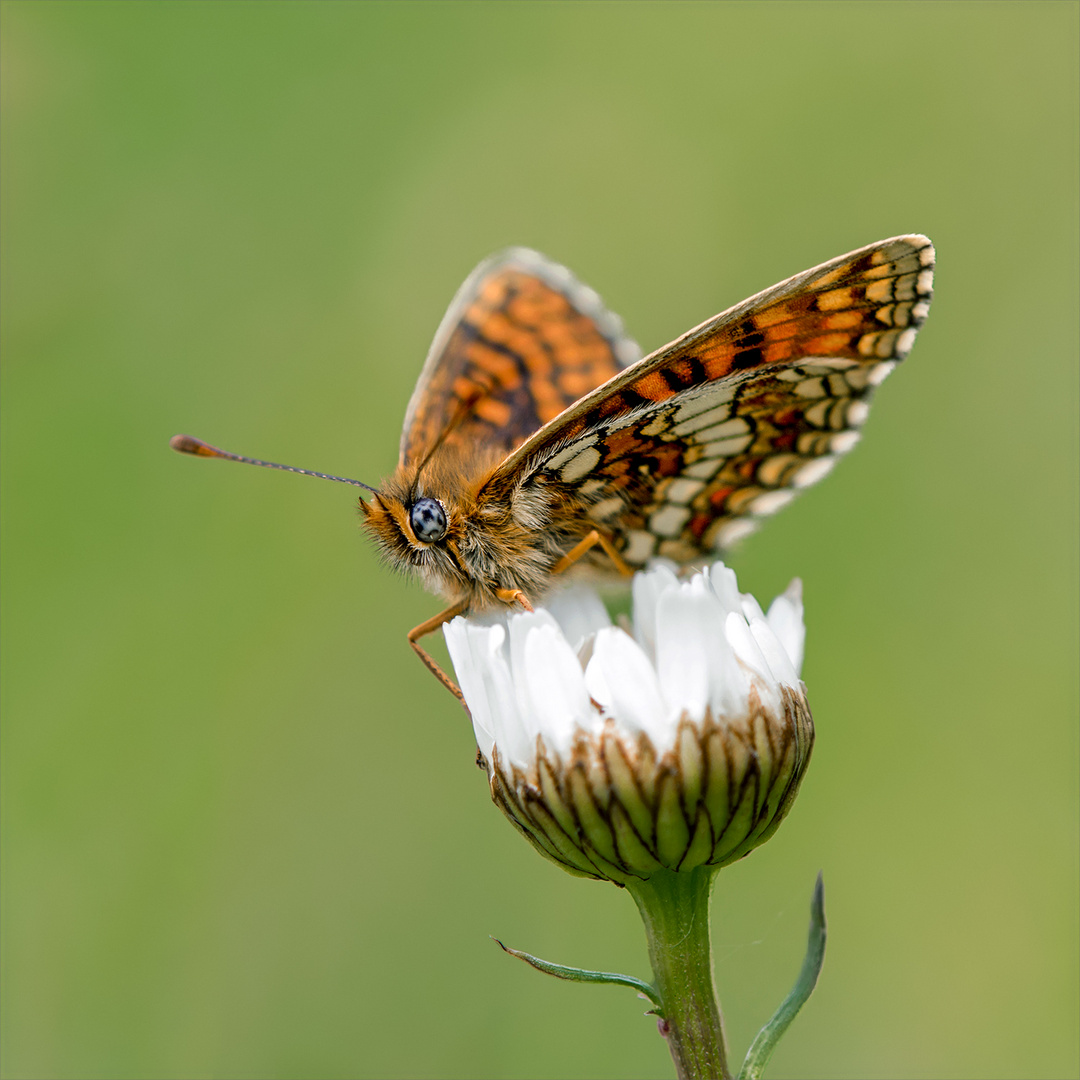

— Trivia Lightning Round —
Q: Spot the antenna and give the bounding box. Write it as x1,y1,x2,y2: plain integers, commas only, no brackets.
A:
169,434,378,493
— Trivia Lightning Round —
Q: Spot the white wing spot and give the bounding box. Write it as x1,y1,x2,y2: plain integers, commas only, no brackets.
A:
701,434,753,457
830,431,861,454
795,377,827,398
846,400,870,426
792,456,837,488
917,269,934,294
750,489,797,516
664,477,705,504
867,361,896,386
673,382,736,422
682,458,726,481
560,445,602,482
649,505,691,538
709,517,758,551
896,328,917,355
693,416,750,442
672,401,734,436
623,530,658,564
546,437,597,471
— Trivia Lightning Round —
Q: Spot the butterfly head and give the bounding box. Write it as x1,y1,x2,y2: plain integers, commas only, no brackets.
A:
359,463,477,602
359,453,556,611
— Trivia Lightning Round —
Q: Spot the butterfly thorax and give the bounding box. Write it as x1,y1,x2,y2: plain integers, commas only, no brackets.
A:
360,444,579,612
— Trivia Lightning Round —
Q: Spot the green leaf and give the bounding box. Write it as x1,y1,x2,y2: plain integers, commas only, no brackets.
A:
493,938,663,1012
738,872,827,1080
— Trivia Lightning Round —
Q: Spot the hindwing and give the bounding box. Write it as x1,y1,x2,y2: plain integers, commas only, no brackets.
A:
400,249,640,467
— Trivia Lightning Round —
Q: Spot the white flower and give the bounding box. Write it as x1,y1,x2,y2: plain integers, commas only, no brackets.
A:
444,562,814,883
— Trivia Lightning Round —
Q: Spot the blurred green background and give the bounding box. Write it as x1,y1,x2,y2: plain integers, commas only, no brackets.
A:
2,2,1077,1078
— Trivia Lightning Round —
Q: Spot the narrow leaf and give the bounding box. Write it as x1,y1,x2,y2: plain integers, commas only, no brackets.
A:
739,872,827,1080
493,937,662,1011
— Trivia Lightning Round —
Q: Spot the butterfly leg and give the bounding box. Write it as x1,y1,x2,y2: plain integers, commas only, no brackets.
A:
407,600,469,704
496,588,534,611
552,529,635,578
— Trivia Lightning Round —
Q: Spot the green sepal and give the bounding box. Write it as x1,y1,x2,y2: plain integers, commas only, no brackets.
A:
493,938,663,1013
738,872,827,1080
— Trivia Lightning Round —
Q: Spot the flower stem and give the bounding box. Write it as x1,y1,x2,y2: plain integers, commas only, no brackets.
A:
626,867,730,1080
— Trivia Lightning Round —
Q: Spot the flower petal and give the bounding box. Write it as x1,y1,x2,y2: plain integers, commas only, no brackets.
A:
766,578,805,677
724,609,773,685
657,578,748,723
748,614,800,691
585,627,667,745
508,609,563,739
522,622,596,756
632,560,679,663
444,617,524,764
708,561,743,617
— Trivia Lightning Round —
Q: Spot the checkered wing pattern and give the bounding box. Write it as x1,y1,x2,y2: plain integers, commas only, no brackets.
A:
485,235,935,566
400,249,640,466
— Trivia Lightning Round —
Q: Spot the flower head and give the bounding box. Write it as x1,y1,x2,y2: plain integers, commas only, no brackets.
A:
444,562,814,884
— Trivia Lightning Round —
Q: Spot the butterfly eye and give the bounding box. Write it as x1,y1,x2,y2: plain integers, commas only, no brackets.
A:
410,497,448,543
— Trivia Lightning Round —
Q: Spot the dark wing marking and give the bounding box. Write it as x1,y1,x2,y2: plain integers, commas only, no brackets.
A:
483,235,935,566
400,248,640,467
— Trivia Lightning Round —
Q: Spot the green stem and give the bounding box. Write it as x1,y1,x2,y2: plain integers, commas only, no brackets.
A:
626,867,730,1080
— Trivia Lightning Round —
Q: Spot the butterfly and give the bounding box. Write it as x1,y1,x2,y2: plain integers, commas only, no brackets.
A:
172,235,934,701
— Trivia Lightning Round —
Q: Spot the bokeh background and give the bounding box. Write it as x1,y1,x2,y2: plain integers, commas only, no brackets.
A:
2,3,1077,1078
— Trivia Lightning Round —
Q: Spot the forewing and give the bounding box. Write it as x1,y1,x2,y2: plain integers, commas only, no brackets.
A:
400,249,640,466
485,235,935,566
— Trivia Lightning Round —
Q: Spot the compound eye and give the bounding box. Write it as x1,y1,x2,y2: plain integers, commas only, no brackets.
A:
409,497,447,543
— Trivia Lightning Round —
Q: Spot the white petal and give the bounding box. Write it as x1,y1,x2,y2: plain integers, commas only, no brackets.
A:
708,561,742,617
722,610,780,715
748,614,800,692
585,628,667,746
508,609,563,739
444,618,524,764
766,578,805,677
632,560,679,663
724,609,773,684
545,584,612,651
740,593,766,623
522,622,595,756
656,580,746,722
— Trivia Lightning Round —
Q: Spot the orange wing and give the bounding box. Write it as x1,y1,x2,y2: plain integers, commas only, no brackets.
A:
399,249,640,467
484,235,935,565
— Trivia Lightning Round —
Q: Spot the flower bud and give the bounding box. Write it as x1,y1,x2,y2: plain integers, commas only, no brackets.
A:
444,563,814,885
